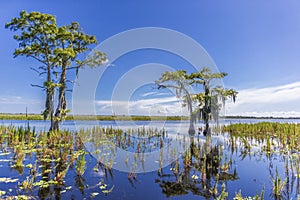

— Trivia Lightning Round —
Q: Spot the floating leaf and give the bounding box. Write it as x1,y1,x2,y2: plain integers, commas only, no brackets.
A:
93,166,99,172
0,152,11,156
65,186,72,190
0,177,19,183
101,185,114,194
99,184,107,190
44,169,52,173
192,174,199,180
0,159,11,162
25,164,33,169
91,192,99,197
33,180,58,188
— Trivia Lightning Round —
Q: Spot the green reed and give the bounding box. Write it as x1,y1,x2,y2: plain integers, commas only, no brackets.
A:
222,122,300,153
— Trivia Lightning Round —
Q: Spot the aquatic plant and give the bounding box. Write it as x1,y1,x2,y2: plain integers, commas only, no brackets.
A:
216,183,228,200
19,176,34,190
76,153,87,177
222,122,300,153
0,124,92,198
271,168,287,199
233,189,264,200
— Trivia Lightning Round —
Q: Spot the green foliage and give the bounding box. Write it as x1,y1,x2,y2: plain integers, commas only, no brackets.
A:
216,183,228,200
156,68,237,134
6,10,106,130
222,122,300,152
233,189,264,200
0,124,92,198
76,152,87,176
271,168,287,198
6,11,59,122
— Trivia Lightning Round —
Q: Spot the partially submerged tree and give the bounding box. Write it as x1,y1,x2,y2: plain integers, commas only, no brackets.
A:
155,70,195,136
187,68,238,135
6,11,106,131
51,23,106,131
156,68,237,136
6,11,58,129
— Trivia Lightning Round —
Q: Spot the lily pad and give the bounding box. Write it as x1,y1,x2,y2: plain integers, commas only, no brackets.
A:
0,159,11,162
0,190,6,196
91,192,99,197
0,177,19,183
65,186,72,190
191,174,199,180
0,152,11,156
25,164,33,169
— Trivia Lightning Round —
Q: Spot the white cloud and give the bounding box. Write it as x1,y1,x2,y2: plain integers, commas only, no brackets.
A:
94,81,300,118
140,91,158,97
95,96,188,116
0,95,43,113
2,81,300,118
225,81,300,117
141,91,171,97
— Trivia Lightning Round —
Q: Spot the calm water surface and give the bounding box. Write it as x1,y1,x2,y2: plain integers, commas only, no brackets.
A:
0,119,299,199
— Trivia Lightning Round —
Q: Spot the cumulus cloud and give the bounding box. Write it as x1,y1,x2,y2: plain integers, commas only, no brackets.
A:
95,81,300,118
2,81,300,118
226,81,300,117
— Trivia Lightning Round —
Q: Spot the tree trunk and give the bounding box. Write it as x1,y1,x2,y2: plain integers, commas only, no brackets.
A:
45,65,55,132
185,86,195,137
203,82,211,136
52,64,67,131
203,118,210,136
188,113,195,136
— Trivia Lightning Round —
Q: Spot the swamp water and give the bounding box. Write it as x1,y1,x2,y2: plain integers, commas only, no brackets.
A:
0,119,299,199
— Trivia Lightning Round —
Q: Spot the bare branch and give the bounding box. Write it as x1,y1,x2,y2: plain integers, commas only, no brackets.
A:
29,55,46,64
30,67,41,74
31,84,45,89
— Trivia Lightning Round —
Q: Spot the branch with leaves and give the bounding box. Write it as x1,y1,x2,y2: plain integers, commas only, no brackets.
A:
6,11,107,131
156,68,238,136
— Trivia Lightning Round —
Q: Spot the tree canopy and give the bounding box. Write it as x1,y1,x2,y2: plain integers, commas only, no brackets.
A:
6,11,106,131
156,68,238,136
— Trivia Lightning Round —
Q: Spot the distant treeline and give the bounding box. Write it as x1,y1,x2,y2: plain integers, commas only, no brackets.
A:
221,115,300,119
1,113,299,121
0,113,189,121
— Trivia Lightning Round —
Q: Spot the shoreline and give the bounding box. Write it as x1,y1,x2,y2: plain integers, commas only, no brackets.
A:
0,113,300,121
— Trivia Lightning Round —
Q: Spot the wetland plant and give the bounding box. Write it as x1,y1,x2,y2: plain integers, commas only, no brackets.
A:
271,168,287,199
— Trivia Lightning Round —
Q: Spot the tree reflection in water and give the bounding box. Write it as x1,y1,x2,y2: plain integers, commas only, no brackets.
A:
156,135,238,198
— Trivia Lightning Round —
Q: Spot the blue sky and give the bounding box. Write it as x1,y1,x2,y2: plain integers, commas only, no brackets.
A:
0,1,300,117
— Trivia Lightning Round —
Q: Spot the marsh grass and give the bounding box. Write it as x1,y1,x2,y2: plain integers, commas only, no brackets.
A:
222,122,300,154
0,122,299,199
221,122,300,199
0,125,92,199
0,124,172,199
271,168,287,199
